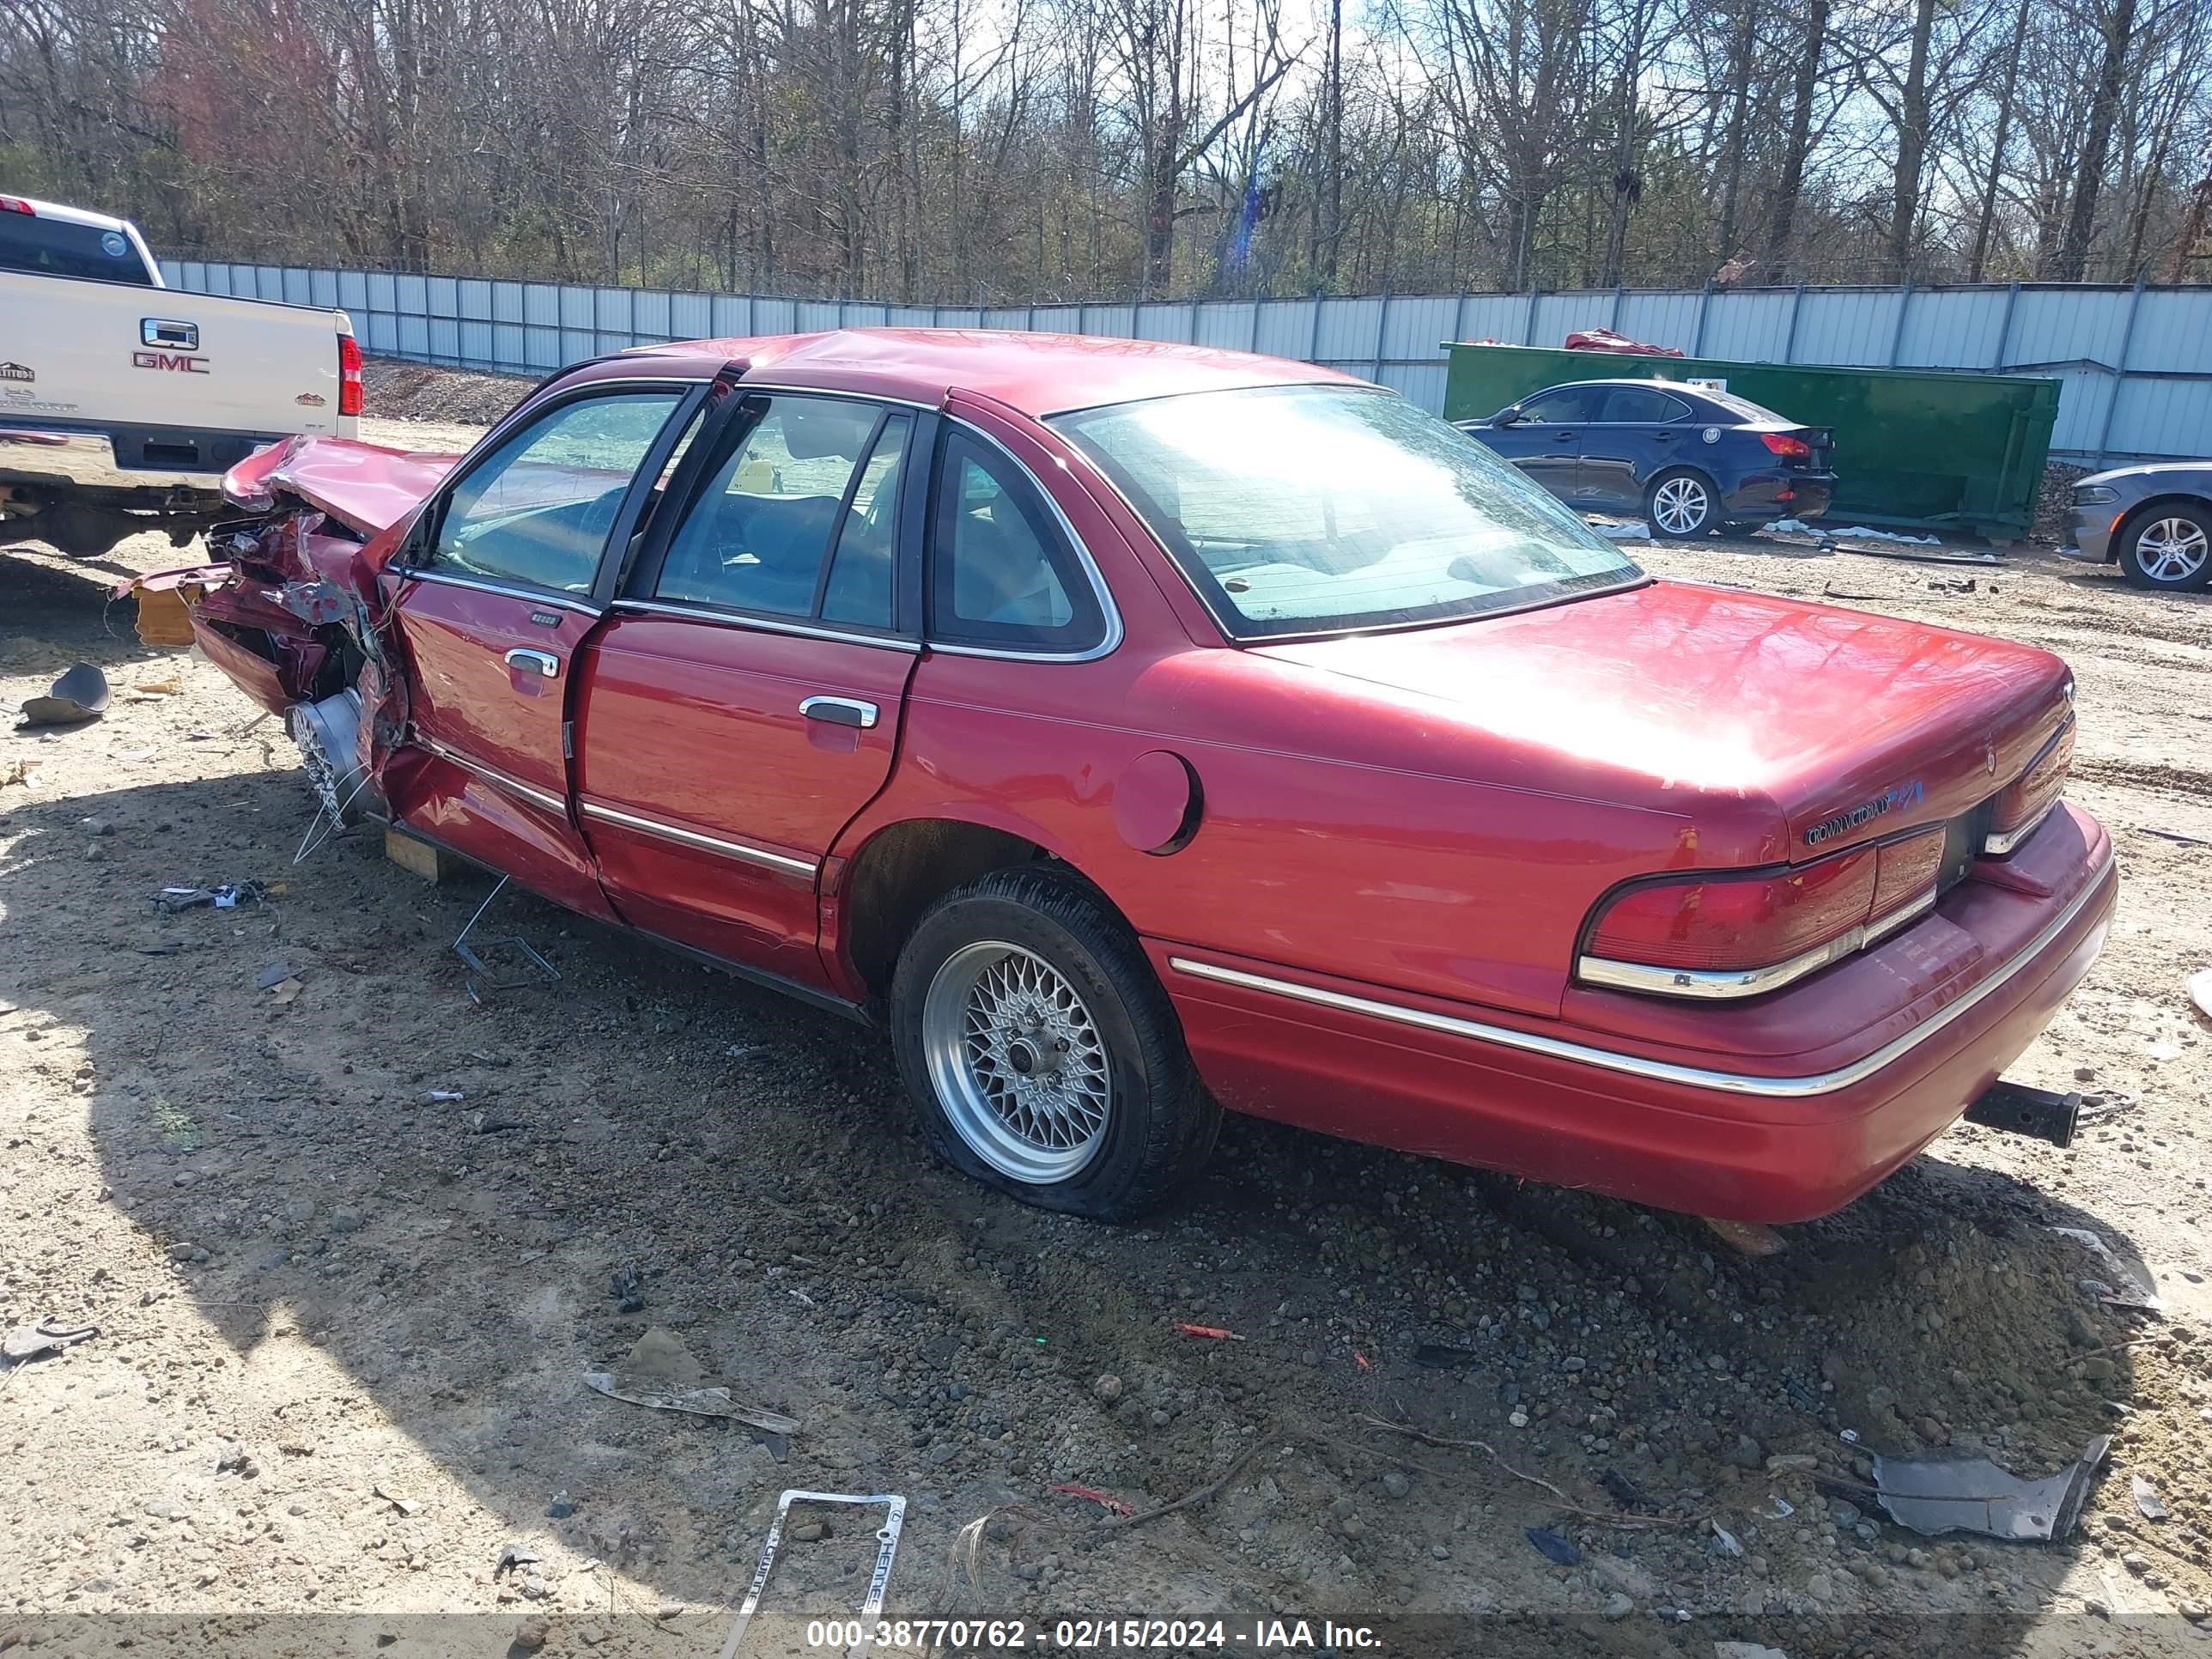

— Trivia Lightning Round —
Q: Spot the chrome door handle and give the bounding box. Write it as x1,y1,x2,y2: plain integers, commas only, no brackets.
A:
505,648,561,678
799,696,878,729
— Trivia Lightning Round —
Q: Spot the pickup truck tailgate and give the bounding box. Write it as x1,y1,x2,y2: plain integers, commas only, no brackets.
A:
0,273,356,471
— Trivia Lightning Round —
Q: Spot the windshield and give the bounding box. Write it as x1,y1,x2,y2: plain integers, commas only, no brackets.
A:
1048,384,1641,639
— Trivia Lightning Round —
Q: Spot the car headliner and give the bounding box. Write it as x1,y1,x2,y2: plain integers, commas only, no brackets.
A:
620,327,1367,417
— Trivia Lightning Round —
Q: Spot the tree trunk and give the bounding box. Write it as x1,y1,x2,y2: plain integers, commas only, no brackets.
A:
2052,0,2140,281
1966,0,2029,282
1714,0,1757,258
1886,0,1936,282
1763,0,1831,271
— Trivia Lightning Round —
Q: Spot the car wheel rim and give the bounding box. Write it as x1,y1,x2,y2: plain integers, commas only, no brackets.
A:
922,941,1111,1183
2139,519,2209,582
1654,478,1709,534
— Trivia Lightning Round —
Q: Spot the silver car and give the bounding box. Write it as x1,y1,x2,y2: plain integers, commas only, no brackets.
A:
2060,461,2212,592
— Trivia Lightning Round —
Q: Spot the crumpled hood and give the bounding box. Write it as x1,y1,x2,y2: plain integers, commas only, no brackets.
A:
223,435,461,540
1253,578,2074,854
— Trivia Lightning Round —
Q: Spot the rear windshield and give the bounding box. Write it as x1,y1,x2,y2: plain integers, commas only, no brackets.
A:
1048,384,1642,639
0,213,155,284
1698,387,1794,425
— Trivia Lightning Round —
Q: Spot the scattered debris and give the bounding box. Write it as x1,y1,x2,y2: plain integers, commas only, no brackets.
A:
1600,1469,1645,1509
269,978,304,1005
1173,1322,1243,1340
1758,1494,1796,1520
424,1089,467,1103
0,757,40,787
1709,1521,1744,1557
546,1492,579,1520
2142,828,2212,848
1867,1433,2109,1540
610,1267,645,1313
1595,521,1651,541
2048,1226,2164,1312
1820,584,1887,601
131,676,184,698
1850,543,2002,566
372,1483,422,1517
580,1371,799,1437
18,662,110,728
155,881,264,914
1412,1343,1480,1369
2189,968,2212,1025
1048,1481,1134,1517
1703,1217,1786,1256
495,1542,543,1577
453,873,560,1000
1,1319,99,1365
1525,1526,1582,1566
1927,575,1978,592
718,1489,907,1659
2133,1474,2170,1521
1715,1644,1793,1659
254,962,295,992
1097,1448,1255,1532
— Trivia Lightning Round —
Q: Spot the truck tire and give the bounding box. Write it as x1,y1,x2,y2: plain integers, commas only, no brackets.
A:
889,866,1218,1219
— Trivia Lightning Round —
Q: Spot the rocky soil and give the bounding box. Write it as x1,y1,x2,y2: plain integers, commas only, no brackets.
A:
2,370,2210,1658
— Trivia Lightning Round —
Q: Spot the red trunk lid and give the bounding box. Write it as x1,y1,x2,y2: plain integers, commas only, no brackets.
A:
1254,579,2071,862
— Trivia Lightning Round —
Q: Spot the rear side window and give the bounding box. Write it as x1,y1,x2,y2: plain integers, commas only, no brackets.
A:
431,391,681,594
0,213,155,284
1599,386,1691,422
654,395,901,623
927,429,1104,653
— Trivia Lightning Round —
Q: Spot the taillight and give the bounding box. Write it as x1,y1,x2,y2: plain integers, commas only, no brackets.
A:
1984,720,2074,856
0,196,33,215
1580,829,1945,998
1759,432,1811,460
337,333,362,416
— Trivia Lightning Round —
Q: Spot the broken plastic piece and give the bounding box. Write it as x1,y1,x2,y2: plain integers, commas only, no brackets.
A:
1048,1482,1134,1516
2132,1473,2169,1521
718,1489,905,1659
1524,1526,1581,1565
19,662,110,727
1174,1322,1243,1340
1869,1433,2109,1540
1,1320,99,1364
2048,1226,2163,1312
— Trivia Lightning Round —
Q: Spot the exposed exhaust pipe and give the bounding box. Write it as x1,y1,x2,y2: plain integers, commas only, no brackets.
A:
1962,1080,2081,1148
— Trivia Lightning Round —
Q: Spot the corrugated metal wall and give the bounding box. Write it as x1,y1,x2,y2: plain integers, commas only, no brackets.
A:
157,261,2212,464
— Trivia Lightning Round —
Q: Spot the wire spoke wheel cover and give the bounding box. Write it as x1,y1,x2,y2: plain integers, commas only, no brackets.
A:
2138,518,2209,583
922,940,1112,1183
1652,476,1711,536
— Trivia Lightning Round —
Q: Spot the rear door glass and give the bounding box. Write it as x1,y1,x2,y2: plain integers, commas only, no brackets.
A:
1600,386,1692,422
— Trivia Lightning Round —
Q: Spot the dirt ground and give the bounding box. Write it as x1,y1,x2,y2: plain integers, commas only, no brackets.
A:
4,373,2212,1659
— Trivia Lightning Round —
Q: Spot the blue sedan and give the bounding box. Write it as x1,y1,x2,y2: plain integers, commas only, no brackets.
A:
1455,379,1835,539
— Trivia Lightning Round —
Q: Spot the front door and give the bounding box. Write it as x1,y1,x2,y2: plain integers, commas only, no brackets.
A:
387,381,700,917
1494,384,1592,500
574,392,925,991
1576,383,1694,511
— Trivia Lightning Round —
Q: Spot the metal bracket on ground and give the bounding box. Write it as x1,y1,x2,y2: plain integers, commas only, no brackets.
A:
718,1488,906,1659
452,874,559,1000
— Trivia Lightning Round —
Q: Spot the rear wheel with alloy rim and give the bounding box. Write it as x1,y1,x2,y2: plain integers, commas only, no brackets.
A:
2118,507,2212,592
890,866,1218,1218
1645,468,1719,540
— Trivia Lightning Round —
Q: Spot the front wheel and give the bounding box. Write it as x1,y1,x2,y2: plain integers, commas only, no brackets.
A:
2118,507,2212,592
1646,469,1719,540
889,866,1219,1219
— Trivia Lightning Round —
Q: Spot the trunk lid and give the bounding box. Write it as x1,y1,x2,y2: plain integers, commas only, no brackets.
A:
1253,579,2071,862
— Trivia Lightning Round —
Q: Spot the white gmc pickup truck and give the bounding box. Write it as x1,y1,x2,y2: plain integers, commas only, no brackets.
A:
0,193,360,556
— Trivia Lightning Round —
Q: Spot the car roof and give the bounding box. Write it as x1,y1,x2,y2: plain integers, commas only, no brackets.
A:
8,195,134,233
620,328,1364,417
1539,378,1703,392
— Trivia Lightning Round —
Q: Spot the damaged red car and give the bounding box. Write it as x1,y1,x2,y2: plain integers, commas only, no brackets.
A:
148,331,2116,1224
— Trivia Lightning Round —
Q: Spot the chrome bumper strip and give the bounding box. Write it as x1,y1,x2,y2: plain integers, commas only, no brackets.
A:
1167,851,2113,1101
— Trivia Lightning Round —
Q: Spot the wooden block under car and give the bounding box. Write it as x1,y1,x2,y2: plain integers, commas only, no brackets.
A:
383,827,455,884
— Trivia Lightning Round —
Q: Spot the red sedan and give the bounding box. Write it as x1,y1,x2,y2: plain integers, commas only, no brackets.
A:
152,330,2115,1224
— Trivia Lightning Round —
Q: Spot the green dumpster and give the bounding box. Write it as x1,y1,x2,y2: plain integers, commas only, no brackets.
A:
1440,342,2060,542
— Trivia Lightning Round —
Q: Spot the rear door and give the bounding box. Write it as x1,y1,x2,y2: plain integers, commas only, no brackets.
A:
1494,385,1592,499
574,392,925,991
1577,384,1694,509
386,378,703,918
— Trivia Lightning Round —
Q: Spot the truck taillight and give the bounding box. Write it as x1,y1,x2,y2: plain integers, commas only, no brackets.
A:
1579,829,1945,998
1984,720,2074,856
337,333,362,416
1759,432,1812,459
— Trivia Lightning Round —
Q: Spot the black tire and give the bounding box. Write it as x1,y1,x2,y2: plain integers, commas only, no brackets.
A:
2115,502,2212,592
889,866,1219,1219
1644,467,1721,540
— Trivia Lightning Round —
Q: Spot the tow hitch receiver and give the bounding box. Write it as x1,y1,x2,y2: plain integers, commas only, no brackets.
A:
1962,1080,2081,1149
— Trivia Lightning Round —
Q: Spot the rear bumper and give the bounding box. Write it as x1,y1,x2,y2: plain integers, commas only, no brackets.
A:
0,422,293,496
1155,803,2115,1223
1726,471,1833,521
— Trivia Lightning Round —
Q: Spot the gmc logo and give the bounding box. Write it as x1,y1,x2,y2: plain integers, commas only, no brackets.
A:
132,350,209,374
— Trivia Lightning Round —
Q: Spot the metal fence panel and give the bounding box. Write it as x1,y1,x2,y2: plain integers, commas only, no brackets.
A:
149,262,2212,461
